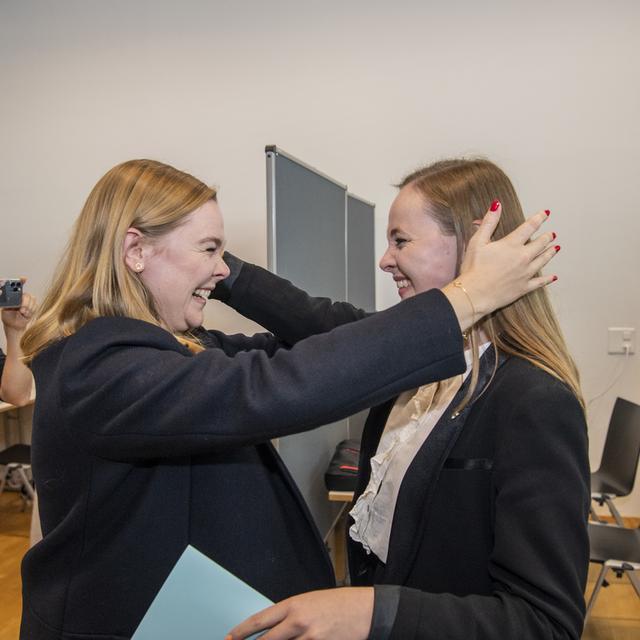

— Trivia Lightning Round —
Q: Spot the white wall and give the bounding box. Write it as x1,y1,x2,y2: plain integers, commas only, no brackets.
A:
1,0,639,512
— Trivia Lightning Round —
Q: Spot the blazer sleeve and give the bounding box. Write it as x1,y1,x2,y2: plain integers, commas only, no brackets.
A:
212,256,369,344
387,378,590,640
57,289,464,461
195,325,289,357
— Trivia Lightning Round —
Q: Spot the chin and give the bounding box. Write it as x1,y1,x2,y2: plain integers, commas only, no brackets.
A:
398,288,415,300
185,313,204,330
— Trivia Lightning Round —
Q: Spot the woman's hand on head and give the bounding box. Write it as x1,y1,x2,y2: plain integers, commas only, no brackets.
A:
225,587,374,640
444,203,557,327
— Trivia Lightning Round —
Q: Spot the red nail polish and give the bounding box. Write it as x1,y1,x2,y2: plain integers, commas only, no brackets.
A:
555,245,561,252
551,232,556,240
552,275,558,282
490,200,500,212
545,209,551,216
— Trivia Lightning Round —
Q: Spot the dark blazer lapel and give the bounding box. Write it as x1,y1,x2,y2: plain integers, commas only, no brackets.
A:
348,399,396,582
382,347,505,584
354,399,396,496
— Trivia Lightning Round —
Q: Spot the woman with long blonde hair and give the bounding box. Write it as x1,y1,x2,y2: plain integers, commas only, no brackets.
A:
227,159,589,640
20,158,556,639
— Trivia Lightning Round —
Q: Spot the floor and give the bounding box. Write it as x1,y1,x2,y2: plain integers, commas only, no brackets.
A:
0,492,30,640
1,492,639,640
583,561,640,640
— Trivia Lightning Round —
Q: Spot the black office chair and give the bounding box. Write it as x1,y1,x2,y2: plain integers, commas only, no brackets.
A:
0,443,34,506
586,522,640,618
590,397,640,526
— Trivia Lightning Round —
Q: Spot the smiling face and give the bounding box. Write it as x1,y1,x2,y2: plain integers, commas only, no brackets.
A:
379,185,458,299
135,200,230,332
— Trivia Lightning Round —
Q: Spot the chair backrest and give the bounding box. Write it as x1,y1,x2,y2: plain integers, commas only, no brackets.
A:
597,397,640,496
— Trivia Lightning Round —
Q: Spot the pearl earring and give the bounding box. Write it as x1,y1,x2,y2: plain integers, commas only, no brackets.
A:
135,262,144,272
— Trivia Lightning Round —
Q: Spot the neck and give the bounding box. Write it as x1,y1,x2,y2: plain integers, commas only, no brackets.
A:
463,325,490,347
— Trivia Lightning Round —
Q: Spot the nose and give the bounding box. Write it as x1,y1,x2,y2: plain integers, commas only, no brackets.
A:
217,257,231,281
379,247,395,273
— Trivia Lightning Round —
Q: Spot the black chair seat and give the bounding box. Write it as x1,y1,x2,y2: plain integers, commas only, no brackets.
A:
589,523,640,565
591,471,627,497
0,444,31,465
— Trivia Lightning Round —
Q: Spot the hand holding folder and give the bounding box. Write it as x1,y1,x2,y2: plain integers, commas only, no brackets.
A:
132,545,272,640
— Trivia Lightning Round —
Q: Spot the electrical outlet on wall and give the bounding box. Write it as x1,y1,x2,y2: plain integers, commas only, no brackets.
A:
608,327,636,354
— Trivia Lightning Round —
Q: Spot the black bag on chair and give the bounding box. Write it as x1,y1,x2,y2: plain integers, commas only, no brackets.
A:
324,439,360,491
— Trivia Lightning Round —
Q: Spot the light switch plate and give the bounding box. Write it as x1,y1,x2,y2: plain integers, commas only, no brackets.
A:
608,327,636,354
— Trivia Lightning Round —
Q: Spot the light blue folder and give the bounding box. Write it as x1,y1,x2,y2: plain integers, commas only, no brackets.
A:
132,545,272,640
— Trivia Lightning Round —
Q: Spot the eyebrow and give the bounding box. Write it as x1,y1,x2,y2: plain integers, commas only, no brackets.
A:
198,236,225,246
388,227,405,237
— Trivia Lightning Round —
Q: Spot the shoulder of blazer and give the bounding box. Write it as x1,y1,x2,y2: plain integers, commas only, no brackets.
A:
489,356,580,407
36,317,192,378
476,356,586,455
70,316,189,353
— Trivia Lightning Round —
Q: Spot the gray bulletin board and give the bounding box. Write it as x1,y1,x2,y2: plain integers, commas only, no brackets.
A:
346,193,376,442
346,194,376,313
266,146,375,538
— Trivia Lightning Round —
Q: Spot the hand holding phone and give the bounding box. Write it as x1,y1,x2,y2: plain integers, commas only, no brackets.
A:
0,279,23,308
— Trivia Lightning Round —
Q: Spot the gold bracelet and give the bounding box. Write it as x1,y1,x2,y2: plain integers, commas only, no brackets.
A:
452,280,476,324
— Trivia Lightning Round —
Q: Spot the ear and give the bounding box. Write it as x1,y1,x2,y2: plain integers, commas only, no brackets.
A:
123,228,148,272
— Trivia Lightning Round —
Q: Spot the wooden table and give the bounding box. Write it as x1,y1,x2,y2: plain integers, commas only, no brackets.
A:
328,490,355,503
0,398,34,449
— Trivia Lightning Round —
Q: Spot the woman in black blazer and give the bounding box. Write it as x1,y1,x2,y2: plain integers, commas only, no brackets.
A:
228,159,589,640
19,159,553,640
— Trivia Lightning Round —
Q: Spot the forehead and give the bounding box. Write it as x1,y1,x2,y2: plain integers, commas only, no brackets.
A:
388,186,434,233
177,200,225,241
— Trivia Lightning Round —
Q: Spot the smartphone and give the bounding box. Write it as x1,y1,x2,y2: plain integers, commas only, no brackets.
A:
0,279,23,308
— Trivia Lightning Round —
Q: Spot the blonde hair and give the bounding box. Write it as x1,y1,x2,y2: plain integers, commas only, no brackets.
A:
398,158,584,410
21,159,216,364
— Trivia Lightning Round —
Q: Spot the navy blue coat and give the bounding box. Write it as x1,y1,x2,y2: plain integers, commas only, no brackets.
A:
21,284,464,639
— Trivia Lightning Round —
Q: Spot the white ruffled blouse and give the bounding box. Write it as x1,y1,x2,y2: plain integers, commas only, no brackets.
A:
349,343,489,563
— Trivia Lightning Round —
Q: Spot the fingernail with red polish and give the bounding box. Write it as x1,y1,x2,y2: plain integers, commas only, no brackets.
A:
552,275,558,282
545,209,551,216
555,245,561,252
490,200,500,212
551,232,556,240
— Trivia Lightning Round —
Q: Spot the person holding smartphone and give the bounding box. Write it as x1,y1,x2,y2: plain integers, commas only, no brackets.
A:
0,279,36,406
0,280,41,546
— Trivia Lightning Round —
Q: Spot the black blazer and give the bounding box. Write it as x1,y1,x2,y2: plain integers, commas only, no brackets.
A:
351,352,590,640
21,282,464,638
219,260,590,640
